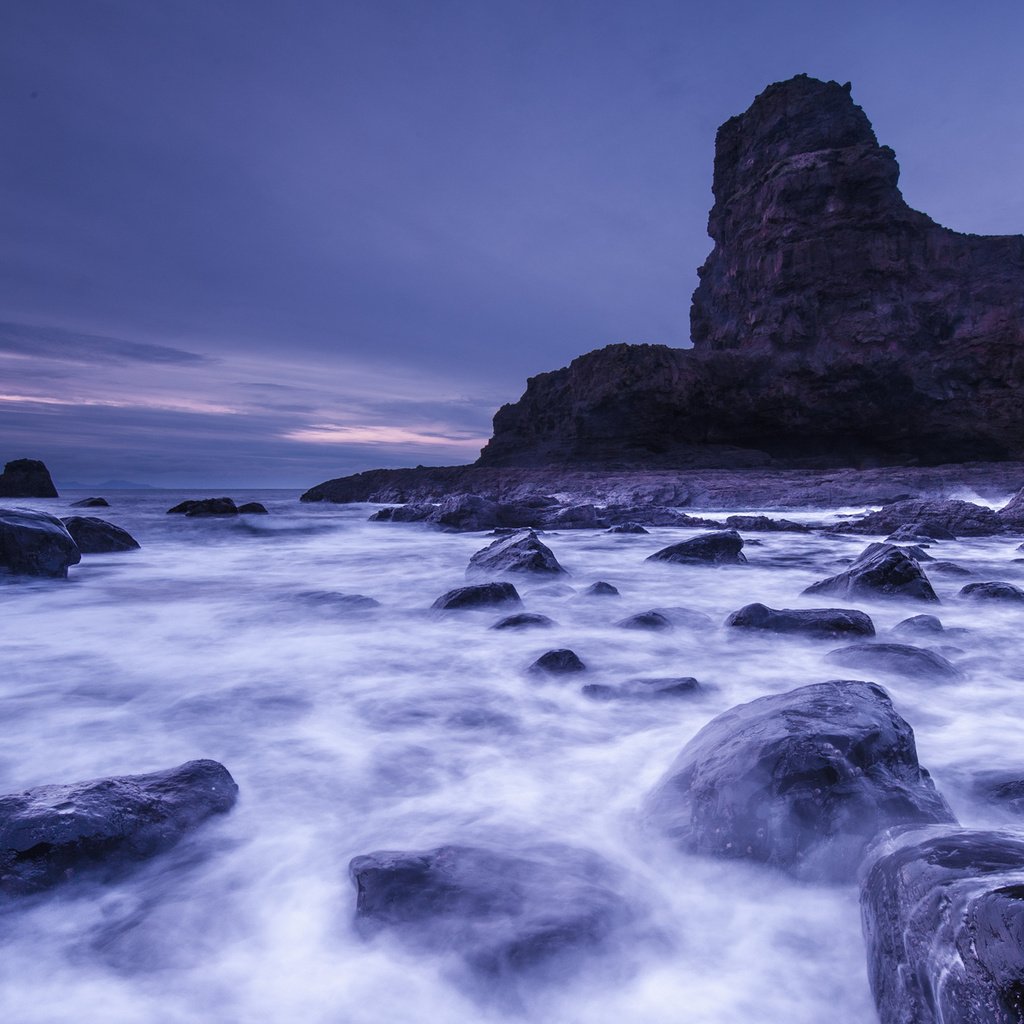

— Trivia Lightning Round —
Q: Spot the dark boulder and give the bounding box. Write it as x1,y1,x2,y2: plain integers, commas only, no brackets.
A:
646,530,746,566
606,522,649,534
70,496,109,508
644,680,955,881
167,498,239,517
998,486,1024,527
899,544,934,562
959,581,1024,602
581,581,619,597
528,649,585,675
725,602,875,639
583,677,700,701
237,502,268,515
846,499,1004,538
60,516,140,553
432,494,500,532
349,843,630,986
861,827,1024,1024
0,759,238,895
545,504,607,529
804,543,938,602
432,583,522,611
491,613,555,630
887,523,948,543
929,561,974,577
0,507,81,578
0,458,58,498
616,610,673,631
369,503,434,523
467,530,566,576
725,515,810,533
825,642,962,681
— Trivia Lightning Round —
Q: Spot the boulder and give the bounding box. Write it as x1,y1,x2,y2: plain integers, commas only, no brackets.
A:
0,507,81,577
650,606,716,629
891,614,945,636
70,496,109,508
929,561,974,577
491,613,555,630
998,485,1024,527
803,543,938,602
60,515,140,553
0,458,58,498
616,610,673,631
528,649,585,675
644,680,955,881
545,504,607,529
725,602,875,639
349,843,630,985
724,515,810,533
581,581,619,597
431,494,500,532
583,677,700,701
825,642,962,681
606,522,649,534
369,503,434,523
971,772,1024,815
646,530,746,566
959,581,1024,602
887,523,948,542
861,827,1024,1024
0,759,238,895
167,498,238,517
846,500,1004,538
467,530,566,576
432,583,522,611
237,502,268,515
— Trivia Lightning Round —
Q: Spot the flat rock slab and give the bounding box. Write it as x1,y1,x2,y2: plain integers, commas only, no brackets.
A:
804,543,938,602
725,602,875,639
60,515,140,553
861,826,1024,1024
433,582,522,611
349,843,630,987
0,507,81,578
467,530,566,576
644,680,955,881
646,530,746,565
826,642,962,681
0,759,238,895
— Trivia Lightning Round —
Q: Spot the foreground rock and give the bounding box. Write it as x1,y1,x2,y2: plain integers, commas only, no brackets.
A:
60,516,140,553
0,759,238,895
432,583,521,611
959,581,1024,603
467,530,566,576
644,680,955,881
0,459,58,498
804,543,938,602
826,642,962,681
725,603,874,639
861,827,1024,1024
646,530,746,566
0,508,81,578
529,649,585,675
349,843,630,988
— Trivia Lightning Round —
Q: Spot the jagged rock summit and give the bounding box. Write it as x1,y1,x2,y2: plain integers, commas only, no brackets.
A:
476,75,1024,469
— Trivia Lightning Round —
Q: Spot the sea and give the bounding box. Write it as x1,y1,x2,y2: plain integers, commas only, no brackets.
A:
1,487,1023,1023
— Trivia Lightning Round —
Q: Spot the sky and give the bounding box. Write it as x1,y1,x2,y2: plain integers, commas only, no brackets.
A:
2,0,1023,488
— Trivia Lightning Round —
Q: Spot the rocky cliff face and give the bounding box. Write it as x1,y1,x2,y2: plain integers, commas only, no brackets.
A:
477,75,1024,468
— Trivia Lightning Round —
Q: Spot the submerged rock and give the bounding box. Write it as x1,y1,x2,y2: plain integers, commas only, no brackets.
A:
644,680,955,881
528,649,586,675
861,826,1024,1024
70,496,109,508
0,759,238,895
891,614,946,636
60,515,140,553
725,602,874,639
467,530,566,576
825,642,962,681
432,583,522,611
616,610,673,631
581,581,620,597
971,772,1024,815
167,498,239,517
646,530,746,566
349,843,630,987
929,560,974,577
606,522,649,534
491,613,555,630
804,543,938,602
0,507,81,578
959,581,1024,602
237,502,268,515
583,677,700,701
0,459,58,498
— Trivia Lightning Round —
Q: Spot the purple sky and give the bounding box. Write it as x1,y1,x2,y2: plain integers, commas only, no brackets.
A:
3,1,1022,487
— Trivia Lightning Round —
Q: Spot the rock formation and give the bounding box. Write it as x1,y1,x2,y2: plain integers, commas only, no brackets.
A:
0,458,58,498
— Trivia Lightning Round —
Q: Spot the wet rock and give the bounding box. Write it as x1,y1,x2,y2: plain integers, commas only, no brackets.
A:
60,516,140,553
861,827,1024,1024
616,610,673,631
70,496,109,508
432,494,500,532
369,503,434,523
237,502,268,515
167,498,238,517
891,614,945,636
0,507,81,578
349,843,630,986
804,543,938,602
527,583,575,597
899,545,934,562
546,504,607,529
605,507,720,529
825,642,962,681
929,561,974,577
491,613,555,630
298,591,381,612
0,759,238,895
646,529,746,566
583,677,700,701
644,680,955,881
651,606,716,629
846,499,1004,538
959,581,1024,602
529,649,585,675
998,486,1024,527
887,523,946,543
971,772,1024,814
432,583,522,611
581,581,619,597
0,458,58,498
467,530,566,576
725,515,810,533
725,602,875,639
606,523,649,534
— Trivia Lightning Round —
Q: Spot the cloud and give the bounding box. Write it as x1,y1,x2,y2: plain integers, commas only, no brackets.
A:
282,423,487,447
0,321,209,366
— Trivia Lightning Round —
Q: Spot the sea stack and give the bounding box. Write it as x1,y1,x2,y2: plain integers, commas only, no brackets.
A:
0,459,58,498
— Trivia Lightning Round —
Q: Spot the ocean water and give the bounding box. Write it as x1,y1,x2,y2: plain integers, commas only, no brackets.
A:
1,489,1023,1023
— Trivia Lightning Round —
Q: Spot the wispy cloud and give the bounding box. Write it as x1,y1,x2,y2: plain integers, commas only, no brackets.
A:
282,423,487,447
0,321,209,366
